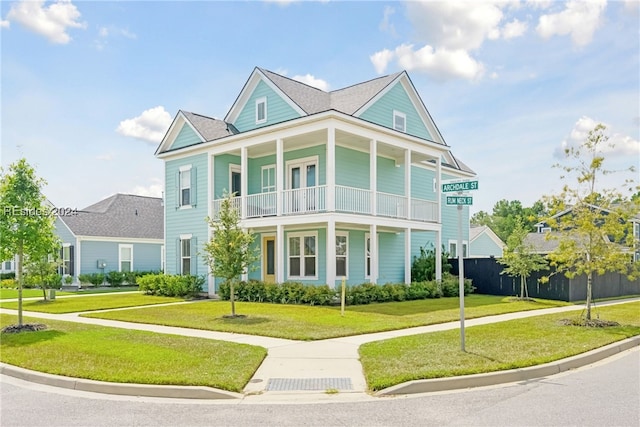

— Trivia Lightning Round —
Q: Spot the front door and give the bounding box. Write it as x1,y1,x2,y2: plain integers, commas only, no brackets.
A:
263,236,276,283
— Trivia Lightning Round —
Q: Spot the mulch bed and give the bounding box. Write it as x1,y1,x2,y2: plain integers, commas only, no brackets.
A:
1,323,48,334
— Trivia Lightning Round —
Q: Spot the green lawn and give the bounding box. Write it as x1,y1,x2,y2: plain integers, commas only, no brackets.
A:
82,295,570,340
0,293,187,313
0,314,266,393
0,289,75,299
359,301,640,391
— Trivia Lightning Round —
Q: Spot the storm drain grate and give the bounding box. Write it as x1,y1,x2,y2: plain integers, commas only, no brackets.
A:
266,377,353,391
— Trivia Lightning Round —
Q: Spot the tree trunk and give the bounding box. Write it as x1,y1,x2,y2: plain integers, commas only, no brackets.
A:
230,280,236,317
17,240,24,327
520,275,525,299
585,272,592,320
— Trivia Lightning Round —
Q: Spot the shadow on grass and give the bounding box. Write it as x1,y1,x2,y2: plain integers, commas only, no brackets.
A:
1,329,66,347
217,315,270,325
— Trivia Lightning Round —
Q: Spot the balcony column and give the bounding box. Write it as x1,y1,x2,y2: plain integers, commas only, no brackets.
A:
435,156,442,281
327,125,335,212
276,139,283,216
405,227,411,284
276,224,284,283
370,224,377,284
405,149,411,219
241,147,248,219
327,218,336,288
370,139,377,216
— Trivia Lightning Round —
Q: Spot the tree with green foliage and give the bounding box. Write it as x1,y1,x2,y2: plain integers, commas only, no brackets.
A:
25,255,62,301
543,123,639,320
0,158,60,326
472,199,546,242
411,244,451,282
203,192,259,317
498,218,548,300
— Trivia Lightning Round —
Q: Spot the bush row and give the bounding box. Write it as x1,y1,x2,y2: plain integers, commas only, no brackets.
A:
77,270,160,287
218,274,474,306
3,274,63,289
138,274,205,298
0,272,15,280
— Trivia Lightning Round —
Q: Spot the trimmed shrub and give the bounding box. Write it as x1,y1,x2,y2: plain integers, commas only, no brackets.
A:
440,274,474,297
106,271,126,287
138,274,204,298
0,272,15,280
1,278,16,288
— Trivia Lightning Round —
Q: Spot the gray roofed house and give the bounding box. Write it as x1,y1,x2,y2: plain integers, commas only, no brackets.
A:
55,194,165,282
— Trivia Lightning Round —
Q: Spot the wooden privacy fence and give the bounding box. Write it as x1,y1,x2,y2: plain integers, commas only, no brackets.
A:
450,257,640,302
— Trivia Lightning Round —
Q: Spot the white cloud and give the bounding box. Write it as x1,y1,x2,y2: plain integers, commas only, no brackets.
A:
536,0,607,47
116,106,172,144
370,49,395,74
95,25,137,50
292,74,330,91
501,18,528,39
379,5,396,37
394,44,485,82
5,0,87,44
128,180,163,198
526,0,553,9
1,19,9,29
555,116,640,159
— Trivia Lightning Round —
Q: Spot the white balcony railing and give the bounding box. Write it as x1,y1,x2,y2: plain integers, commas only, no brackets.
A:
211,185,438,222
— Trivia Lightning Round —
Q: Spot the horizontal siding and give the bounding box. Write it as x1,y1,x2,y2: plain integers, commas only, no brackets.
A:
214,154,240,198
233,80,301,132
170,124,202,150
54,218,76,245
378,231,405,283
165,153,209,277
336,146,369,188
79,241,162,274
359,82,432,140
377,156,404,195
412,166,436,201
470,233,503,257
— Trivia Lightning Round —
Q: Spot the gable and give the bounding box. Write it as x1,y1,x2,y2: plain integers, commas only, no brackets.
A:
232,80,303,132
170,124,202,151
356,80,432,141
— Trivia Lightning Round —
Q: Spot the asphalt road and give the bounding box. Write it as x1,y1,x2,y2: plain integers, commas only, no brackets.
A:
1,348,638,427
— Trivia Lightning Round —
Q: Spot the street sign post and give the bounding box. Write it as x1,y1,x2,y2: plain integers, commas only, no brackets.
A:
441,179,479,352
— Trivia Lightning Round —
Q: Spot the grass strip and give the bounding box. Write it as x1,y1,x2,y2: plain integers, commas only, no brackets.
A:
359,301,640,391
0,289,75,299
82,295,570,340
0,293,186,314
0,314,266,392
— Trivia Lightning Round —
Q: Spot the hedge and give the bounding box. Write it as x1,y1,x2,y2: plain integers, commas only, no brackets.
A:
138,274,205,298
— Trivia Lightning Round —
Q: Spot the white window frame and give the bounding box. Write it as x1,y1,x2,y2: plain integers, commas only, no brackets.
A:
287,231,318,279
448,240,468,259
336,232,349,279
364,233,371,279
229,164,241,196
286,156,318,189
393,110,406,132
261,164,276,193
179,164,192,208
61,243,71,275
180,236,192,276
256,96,267,124
118,244,133,273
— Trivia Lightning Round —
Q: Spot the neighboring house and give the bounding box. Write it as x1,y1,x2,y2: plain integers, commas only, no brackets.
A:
155,67,476,295
55,194,164,281
528,204,640,260
0,258,16,275
468,225,504,258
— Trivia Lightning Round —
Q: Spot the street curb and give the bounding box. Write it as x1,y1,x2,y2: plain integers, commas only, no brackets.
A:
375,335,640,396
0,363,242,400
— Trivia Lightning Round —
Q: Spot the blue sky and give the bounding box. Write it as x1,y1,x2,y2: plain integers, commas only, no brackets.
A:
1,0,638,215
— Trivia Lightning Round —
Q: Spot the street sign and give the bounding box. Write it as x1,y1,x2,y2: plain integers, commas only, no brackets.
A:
442,180,478,193
446,196,473,205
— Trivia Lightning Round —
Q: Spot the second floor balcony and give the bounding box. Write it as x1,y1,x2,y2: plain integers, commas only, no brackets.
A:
212,184,438,222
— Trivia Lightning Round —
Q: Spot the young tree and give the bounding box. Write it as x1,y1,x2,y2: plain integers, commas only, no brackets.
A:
498,218,548,300
0,158,60,326
544,124,639,320
202,192,259,317
25,254,62,301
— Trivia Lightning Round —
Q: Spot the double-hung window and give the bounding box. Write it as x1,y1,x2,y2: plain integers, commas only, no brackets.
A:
119,244,133,272
288,232,317,278
178,165,196,208
449,241,468,258
336,233,348,278
180,236,192,275
256,97,267,124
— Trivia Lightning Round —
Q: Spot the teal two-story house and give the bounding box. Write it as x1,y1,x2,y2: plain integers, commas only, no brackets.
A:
155,67,475,295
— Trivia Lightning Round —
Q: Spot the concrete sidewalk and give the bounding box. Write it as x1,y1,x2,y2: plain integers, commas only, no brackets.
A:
1,297,638,402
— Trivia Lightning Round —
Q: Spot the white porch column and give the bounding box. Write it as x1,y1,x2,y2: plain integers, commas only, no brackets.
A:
276,223,284,283
240,147,248,219
327,125,335,212
370,224,377,284
276,139,283,216
405,149,411,219
435,156,442,281
405,228,411,284
75,238,81,282
370,139,377,216
327,218,336,288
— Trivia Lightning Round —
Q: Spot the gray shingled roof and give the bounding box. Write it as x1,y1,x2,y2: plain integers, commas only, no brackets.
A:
258,67,402,116
59,194,163,240
181,111,235,141
523,233,559,254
